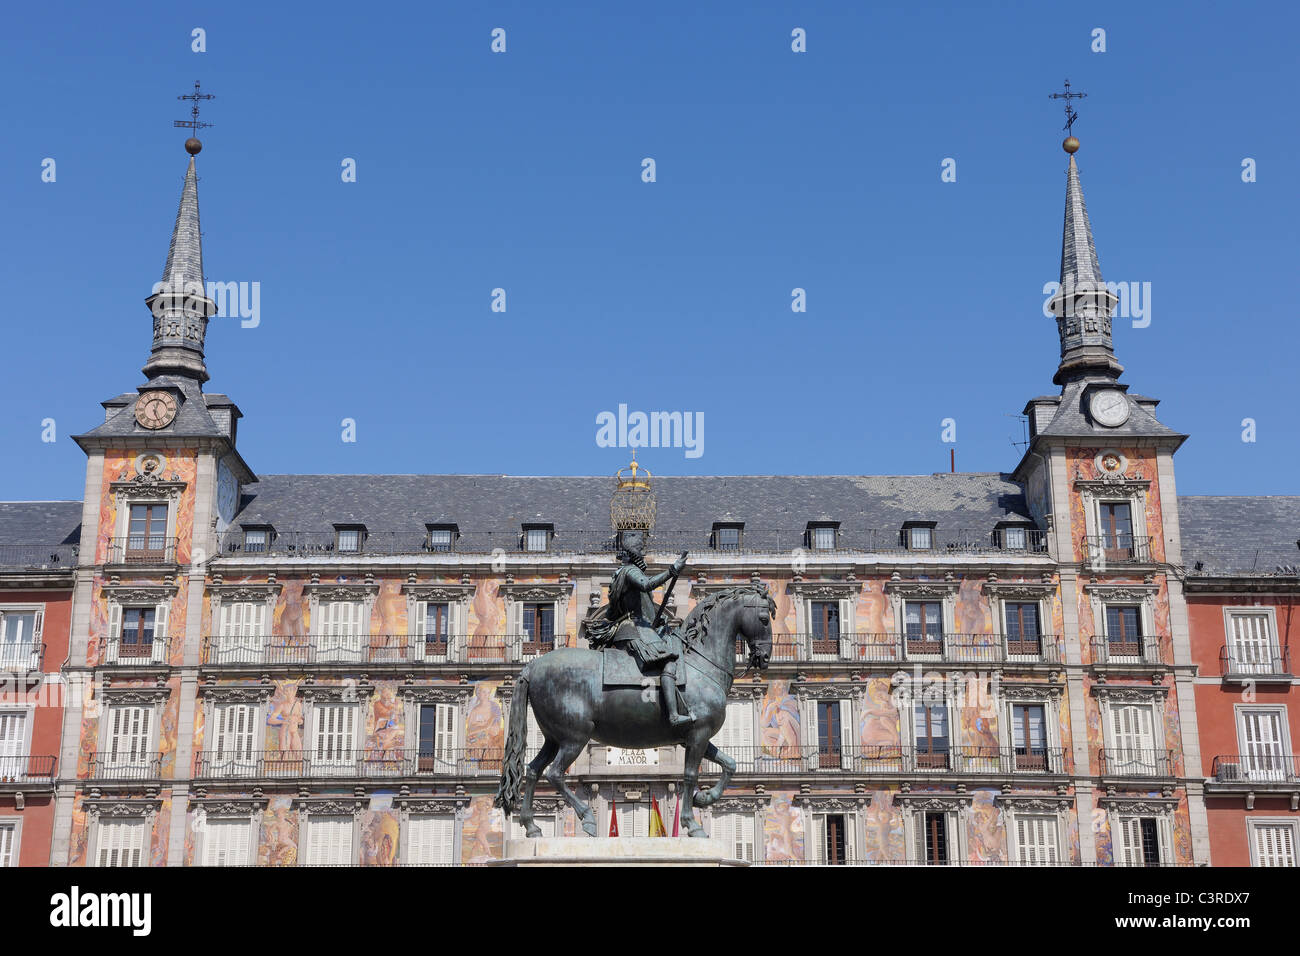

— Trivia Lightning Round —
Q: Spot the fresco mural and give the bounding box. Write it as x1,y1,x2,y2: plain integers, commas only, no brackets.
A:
259,796,298,866
1066,447,1166,564
968,789,1006,863
460,794,503,864
763,791,803,862
360,803,400,866
366,682,404,756
158,677,181,777
855,578,892,635
465,680,505,759
759,680,800,759
861,788,905,861
266,680,303,753
859,677,901,750
150,796,171,866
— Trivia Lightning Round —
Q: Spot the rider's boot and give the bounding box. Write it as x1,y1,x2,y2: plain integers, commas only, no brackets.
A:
661,672,694,727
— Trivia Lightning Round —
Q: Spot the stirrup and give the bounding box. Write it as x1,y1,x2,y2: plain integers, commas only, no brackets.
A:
668,712,695,727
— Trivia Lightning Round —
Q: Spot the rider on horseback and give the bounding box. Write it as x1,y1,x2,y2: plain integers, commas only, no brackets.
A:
585,529,695,727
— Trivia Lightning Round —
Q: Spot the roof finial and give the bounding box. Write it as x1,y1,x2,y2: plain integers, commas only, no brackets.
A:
175,80,215,155
1049,79,1086,154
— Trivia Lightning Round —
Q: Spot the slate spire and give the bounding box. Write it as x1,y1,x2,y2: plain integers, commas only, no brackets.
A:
1047,148,1123,386
142,152,217,383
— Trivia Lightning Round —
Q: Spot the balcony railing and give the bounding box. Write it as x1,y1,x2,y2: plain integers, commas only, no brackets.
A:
1219,645,1292,678
100,637,171,667
1090,637,1165,667
1097,748,1175,778
199,634,571,666
0,642,45,674
87,755,163,781
1210,753,1300,785
193,748,506,780
0,543,78,570
107,536,178,565
722,745,1066,775
213,527,1051,558
0,754,57,785
739,633,1062,665
1084,535,1154,564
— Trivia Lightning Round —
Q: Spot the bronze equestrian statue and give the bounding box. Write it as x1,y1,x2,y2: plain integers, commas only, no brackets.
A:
495,537,773,838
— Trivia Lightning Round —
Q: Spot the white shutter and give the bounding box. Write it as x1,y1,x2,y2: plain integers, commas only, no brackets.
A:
1110,704,1154,774
306,817,352,866
1117,817,1143,866
214,703,258,776
839,699,854,770
313,703,357,772
1254,824,1297,867
153,602,169,663
0,712,25,779
107,705,152,768
435,703,458,771
203,819,252,866
838,599,851,657
1231,614,1273,672
810,814,825,864
713,701,754,770
712,812,755,862
220,602,264,663
1015,815,1059,865
617,803,648,838
1242,711,1285,781
408,814,456,865
107,604,122,662
98,819,146,867
32,608,43,644
0,823,14,867
526,708,545,756
319,602,362,661
412,602,428,660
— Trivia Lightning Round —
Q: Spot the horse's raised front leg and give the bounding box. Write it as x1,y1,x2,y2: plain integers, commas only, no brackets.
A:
544,740,597,837
678,737,708,837
693,741,736,808
520,739,558,838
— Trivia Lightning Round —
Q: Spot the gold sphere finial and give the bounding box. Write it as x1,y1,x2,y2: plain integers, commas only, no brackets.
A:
185,137,203,155
1063,136,1080,154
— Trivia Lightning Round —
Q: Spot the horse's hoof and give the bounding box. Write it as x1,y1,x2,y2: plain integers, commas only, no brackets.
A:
693,790,716,808
685,824,708,838
525,826,543,839
581,820,598,837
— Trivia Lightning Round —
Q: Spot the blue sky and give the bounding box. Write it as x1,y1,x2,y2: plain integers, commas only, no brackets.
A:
1,0,1296,501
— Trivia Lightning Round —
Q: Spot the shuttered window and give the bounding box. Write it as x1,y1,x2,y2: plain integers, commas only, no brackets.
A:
1252,823,1298,867
0,609,41,670
97,819,148,867
312,703,358,771
316,601,363,661
1014,815,1059,865
1228,613,1276,673
1109,704,1156,775
712,701,755,771
407,815,456,865
916,811,949,865
813,812,855,864
1240,709,1287,781
1116,816,1162,866
711,812,756,862
417,703,458,773
0,822,15,867
0,711,27,779
616,803,649,838
304,817,352,866
105,704,153,769
212,702,259,776
217,602,265,664
202,819,253,866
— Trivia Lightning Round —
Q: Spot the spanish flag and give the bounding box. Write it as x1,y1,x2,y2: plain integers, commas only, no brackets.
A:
649,796,667,837
609,794,619,837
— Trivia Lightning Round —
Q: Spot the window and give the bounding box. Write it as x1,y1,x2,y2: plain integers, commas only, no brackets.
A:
107,602,168,665
711,812,756,862
121,608,156,660
713,701,755,771
918,811,949,865
312,703,358,772
712,523,743,551
211,702,258,777
414,602,450,658
1226,611,1278,674
1011,704,1048,771
304,816,353,865
1104,605,1143,659
1005,602,1042,656
1239,708,1288,781
408,815,456,864
215,601,265,664
97,819,148,867
905,601,943,655
426,525,456,552
813,812,856,864
903,524,933,550
0,608,41,671
914,703,949,769
810,601,840,641
808,524,838,550
126,503,168,561
1014,815,1060,865
418,703,458,773
522,525,551,553
1107,703,1158,775
315,601,363,662
1099,502,1134,558
615,802,649,838
0,711,28,779
1115,816,1163,867
815,700,852,770
0,821,16,867
1249,821,1298,867
1001,525,1028,550
104,704,154,772
335,527,362,553
201,818,254,866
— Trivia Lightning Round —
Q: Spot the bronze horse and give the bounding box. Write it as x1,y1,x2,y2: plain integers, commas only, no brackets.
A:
495,584,773,838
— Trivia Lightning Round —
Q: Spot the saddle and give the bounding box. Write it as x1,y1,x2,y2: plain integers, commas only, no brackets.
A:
600,620,690,690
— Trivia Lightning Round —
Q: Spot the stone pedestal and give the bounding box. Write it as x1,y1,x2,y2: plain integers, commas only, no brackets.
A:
492,836,747,867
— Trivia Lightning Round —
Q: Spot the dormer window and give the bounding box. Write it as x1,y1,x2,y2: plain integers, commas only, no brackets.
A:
807,522,840,551
335,525,366,553
426,524,458,553
901,522,936,551
522,524,553,553
712,522,744,551
241,526,273,553
996,522,1036,551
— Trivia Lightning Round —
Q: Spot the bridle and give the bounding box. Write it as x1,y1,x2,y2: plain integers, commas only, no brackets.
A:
682,590,772,687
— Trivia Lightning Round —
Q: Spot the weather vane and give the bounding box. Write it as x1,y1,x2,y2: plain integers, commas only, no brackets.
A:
1048,79,1086,135
174,81,215,154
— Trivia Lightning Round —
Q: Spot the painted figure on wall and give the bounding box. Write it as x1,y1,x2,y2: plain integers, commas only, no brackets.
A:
763,791,804,862
465,681,505,762
861,790,905,861
760,680,800,759
968,790,1006,863
266,680,302,753
259,797,298,867
859,677,901,750
360,811,400,866
461,795,503,864
368,682,403,755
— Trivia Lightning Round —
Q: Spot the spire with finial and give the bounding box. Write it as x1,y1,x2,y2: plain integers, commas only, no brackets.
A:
1045,81,1122,385
142,82,218,383
611,451,657,533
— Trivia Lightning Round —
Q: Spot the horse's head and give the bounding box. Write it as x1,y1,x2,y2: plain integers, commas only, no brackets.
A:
737,586,775,671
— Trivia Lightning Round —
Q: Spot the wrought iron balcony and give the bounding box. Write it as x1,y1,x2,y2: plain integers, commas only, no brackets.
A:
1210,754,1300,785
1083,535,1154,564
0,754,57,786
87,755,163,782
107,535,178,565
1219,645,1292,679
1090,637,1166,667
731,633,1062,665
721,745,1066,776
0,543,78,570
0,642,45,674
199,634,572,667
100,637,171,667
1097,748,1175,778
192,747,506,780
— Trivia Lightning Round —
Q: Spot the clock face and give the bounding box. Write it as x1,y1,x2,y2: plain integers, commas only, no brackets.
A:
1089,389,1130,427
135,390,178,430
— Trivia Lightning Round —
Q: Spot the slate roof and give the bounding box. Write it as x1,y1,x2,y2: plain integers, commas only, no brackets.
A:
75,376,227,443
230,472,1034,551
0,501,82,570
1061,154,1104,291
1035,379,1186,442
1179,496,1300,576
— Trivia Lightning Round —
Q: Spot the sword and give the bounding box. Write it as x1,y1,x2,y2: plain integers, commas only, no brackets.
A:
651,551,688,630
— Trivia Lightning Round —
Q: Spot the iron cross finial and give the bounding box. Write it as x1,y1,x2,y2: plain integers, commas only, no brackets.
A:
1048,79,1087,135
174,80,215,134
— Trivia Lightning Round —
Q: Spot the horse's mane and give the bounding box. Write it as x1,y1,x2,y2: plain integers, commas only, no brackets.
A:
680,583,775,646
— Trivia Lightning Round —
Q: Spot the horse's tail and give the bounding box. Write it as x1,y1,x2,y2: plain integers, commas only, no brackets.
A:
494,668,530,815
